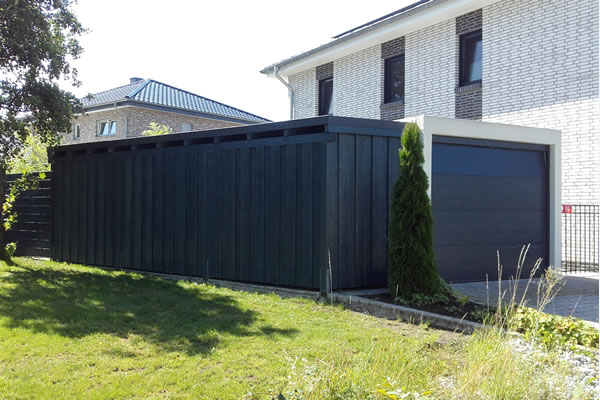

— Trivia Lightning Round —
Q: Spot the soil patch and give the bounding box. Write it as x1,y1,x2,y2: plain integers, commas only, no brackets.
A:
363,292,493,323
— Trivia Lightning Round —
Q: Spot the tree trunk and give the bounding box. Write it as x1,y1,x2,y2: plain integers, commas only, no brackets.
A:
0,165,6,260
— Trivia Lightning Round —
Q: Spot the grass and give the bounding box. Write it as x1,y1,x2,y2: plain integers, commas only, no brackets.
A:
0,258,595,399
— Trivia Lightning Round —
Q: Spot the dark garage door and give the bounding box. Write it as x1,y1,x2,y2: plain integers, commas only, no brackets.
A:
432,137,549,283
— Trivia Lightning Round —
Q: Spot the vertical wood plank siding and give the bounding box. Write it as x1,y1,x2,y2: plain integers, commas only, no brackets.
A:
51,117,405,290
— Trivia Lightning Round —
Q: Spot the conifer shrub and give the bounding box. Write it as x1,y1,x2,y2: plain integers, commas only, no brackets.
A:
388,122,444,297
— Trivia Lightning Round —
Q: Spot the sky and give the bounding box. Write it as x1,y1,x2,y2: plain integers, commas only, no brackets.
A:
64,0,415,122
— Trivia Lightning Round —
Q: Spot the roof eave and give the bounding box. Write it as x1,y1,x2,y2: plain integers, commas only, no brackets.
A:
82,100,268,124
261,0,499,77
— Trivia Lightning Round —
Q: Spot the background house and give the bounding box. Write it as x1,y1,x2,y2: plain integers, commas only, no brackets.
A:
68,78,269,143
261,0,599,209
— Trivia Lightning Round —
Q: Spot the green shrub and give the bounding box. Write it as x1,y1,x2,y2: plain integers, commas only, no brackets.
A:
511,307,599,349
388,123,443,297
2,242,16,260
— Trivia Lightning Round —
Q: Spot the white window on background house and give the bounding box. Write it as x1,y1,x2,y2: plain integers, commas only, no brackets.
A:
97,120,117,136
73,124,80,140
181,123,192,132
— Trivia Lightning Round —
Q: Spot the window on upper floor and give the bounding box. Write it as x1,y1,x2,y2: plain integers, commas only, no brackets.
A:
384,55,405,103
318,77,333,116
459,30,482,86
73,124,80,140
97,120,117,136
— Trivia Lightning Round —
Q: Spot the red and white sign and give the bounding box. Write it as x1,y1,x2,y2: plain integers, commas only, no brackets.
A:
562,205,572,214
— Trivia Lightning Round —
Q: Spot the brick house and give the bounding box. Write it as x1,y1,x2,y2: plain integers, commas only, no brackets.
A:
260,0,599,207
67,78,269,144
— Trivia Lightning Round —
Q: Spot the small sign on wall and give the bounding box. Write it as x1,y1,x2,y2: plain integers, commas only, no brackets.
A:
562,205,572,214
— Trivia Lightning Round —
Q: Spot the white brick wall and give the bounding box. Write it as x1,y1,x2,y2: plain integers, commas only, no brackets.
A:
289,68,317,119
284,0,598,205
332,44,381,119
405,18,456,118
482,0,599,204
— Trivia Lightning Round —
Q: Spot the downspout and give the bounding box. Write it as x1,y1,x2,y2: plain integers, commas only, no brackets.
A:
274,66,294,120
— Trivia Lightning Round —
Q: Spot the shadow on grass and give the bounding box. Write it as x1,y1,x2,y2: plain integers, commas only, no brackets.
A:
0,261,298,355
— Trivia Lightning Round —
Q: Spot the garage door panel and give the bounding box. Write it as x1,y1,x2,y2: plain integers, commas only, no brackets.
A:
436,244,549,282
434,210,547,247
432,139,549,283
432,143,546,178
432,175,547,211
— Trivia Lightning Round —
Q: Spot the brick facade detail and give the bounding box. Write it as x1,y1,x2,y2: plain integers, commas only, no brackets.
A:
67,107,241,144
381,37,405,59
316,62,333,81
456,9,482,35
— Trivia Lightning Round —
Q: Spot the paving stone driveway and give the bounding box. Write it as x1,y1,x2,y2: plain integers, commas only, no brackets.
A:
451,273,599,325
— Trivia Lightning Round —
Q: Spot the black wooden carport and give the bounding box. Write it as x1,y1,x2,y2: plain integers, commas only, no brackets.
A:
51,117,404,291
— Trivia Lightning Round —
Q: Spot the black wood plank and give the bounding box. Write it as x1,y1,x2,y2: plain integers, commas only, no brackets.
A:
152,154,164,272
249,146,265,283
355,135,372,287
296,143,313,288
221,149,236,280
132,156,143,270
184,152,198,276
122,156,133,268
71,160,81,263
312,142,327,290
197,152,208,277
96,158,106,266
338,134,356,288
86,157,96,265
163,153,175,273
325,138,339,289
105,156,116,267
174,152,186,275
236,148,250,281
207,150,222,278
280,143,296,286
141,155,153,271
371,136,389,287
264,146,281,285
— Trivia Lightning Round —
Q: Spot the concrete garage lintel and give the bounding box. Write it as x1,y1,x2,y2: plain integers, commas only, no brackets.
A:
401,115,561,271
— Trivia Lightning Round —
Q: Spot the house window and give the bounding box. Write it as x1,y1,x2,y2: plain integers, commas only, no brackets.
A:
73,124,80,140
384,55,405,103
97,120,117,136
318,77,333,115
459,30,482,86
181,123,192,132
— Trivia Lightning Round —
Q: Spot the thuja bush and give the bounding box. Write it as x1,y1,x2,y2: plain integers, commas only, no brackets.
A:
388,123,444,297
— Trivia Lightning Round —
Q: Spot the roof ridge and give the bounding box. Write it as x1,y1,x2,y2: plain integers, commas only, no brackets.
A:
126,79,151,99
85,80,144,100
136,79,268,121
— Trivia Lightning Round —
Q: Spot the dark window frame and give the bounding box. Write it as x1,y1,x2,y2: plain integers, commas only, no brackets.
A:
318,77,333,116
459,30,482,87
384,54,405,104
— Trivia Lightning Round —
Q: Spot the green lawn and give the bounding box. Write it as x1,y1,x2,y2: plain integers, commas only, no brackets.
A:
0,258,592,399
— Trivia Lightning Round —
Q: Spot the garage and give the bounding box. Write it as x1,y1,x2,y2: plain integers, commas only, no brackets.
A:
51,115,560,291
429,136,554,285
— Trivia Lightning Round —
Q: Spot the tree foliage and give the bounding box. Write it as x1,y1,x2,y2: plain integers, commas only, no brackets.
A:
388,122,443,297
0,0,85,259
142,122,172,136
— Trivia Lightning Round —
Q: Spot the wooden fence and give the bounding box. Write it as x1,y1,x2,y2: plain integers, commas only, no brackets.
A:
5,173,52,257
